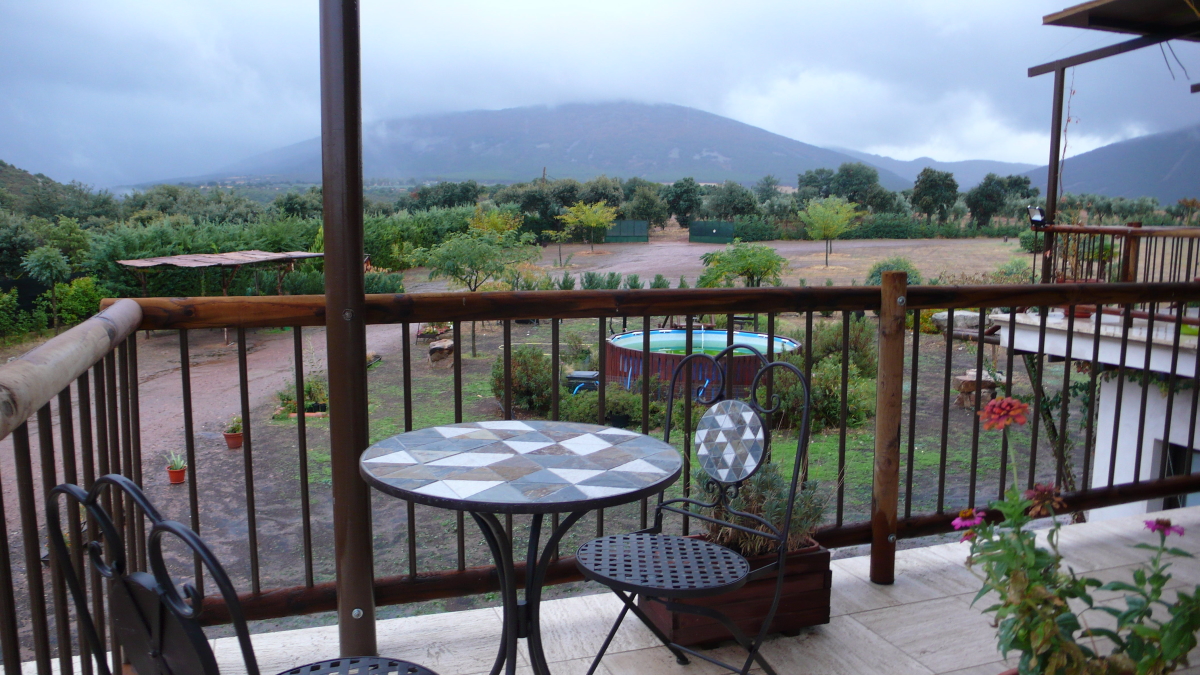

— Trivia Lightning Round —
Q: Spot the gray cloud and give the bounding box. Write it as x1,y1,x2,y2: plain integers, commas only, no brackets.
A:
1,0,1196,188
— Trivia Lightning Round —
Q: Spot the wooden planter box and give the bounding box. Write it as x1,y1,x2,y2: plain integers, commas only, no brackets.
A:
639,543,831,648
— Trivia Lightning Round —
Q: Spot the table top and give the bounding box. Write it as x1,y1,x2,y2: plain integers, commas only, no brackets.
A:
359,420,682,514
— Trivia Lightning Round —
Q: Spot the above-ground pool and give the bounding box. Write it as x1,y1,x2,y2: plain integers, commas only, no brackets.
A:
605,330,800,393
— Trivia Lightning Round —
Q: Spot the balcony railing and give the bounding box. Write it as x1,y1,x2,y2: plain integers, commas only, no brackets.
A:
5,282,1200,672
1040,223,1200,286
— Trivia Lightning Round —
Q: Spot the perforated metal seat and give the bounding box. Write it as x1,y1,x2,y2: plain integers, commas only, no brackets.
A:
577,533,750,598
281,657,435,675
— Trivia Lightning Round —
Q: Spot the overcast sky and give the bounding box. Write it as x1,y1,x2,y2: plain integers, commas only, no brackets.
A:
1,1,1197,188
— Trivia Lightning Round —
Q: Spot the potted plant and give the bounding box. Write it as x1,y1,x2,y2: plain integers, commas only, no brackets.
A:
166,451,187,484
958,397,1200,675
639,462,833,647
223,416,243,449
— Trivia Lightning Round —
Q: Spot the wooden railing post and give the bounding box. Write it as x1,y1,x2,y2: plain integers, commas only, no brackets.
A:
319,0,376,657
871,272,906,584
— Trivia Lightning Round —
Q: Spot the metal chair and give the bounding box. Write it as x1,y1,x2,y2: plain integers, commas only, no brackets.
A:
47,474,437,675
575,344,812,675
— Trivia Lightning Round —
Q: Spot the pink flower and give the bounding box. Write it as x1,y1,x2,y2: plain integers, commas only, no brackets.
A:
1145,518,1185,537
978,397,1030,431
952,507,986,530
959,530,977,543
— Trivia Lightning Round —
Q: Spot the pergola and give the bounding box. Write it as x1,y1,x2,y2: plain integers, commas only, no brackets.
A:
117,250,323,296
1030,0,1200,228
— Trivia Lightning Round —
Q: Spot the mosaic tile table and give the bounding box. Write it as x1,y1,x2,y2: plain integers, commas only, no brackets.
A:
359,420,682,675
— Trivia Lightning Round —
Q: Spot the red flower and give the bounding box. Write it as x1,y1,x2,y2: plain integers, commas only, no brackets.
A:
978,397,1030,431
952,507,986,530
1145,518,1185,537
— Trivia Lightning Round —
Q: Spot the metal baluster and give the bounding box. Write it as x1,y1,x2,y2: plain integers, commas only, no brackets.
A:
236,328,261,593
293,327,314,588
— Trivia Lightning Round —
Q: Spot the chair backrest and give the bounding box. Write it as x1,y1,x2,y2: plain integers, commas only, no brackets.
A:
661,344,812,554
47,475,263,675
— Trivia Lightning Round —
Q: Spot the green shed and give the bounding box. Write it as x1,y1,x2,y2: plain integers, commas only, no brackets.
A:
606,220,649,243
689,221,735,244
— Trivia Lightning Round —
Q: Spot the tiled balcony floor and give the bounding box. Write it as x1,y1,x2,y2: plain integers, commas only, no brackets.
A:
27,506,1200,675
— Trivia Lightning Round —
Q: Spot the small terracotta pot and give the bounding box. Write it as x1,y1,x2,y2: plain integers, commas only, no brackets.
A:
167,467,186,484
224,432,243,449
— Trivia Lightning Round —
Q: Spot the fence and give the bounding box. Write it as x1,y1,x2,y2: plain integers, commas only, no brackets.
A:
1041,224,1200,287
688,221,734,244
604,220,649,243
5,281,1200,671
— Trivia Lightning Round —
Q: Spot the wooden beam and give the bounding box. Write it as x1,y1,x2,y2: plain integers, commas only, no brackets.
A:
1029,22,1200,77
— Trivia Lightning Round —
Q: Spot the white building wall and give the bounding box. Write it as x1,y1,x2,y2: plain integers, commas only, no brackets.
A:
1091,379,1200,521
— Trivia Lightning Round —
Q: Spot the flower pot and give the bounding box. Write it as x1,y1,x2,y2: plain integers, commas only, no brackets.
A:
223,432,243,449
638,542,831,648
167,466,187,484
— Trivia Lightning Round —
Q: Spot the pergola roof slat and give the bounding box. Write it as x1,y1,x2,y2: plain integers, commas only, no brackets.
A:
117,250,323,269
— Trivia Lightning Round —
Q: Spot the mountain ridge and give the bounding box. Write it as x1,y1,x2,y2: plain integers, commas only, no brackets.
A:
198,102,915,190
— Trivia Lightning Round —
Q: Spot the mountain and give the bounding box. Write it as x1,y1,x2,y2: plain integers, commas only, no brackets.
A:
204,102,913,190
828,149,1037,190
1023,124,1200,205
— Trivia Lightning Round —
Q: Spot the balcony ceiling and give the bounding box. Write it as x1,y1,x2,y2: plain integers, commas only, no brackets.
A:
1045,0,1200,42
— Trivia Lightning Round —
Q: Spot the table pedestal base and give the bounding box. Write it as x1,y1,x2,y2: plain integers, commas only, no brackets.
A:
470,510,586,675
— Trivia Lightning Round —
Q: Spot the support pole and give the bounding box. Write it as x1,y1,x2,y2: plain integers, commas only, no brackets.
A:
320,0,376,656
1041,66,1066,283
870,271,906,584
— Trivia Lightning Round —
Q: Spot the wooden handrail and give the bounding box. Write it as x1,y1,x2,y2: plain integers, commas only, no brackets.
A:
0,299,142,440
98,282,1200,331
1039,224,1200,238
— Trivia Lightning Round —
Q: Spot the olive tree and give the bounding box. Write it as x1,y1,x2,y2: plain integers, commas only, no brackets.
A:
699,240,787,288
557,201,618,251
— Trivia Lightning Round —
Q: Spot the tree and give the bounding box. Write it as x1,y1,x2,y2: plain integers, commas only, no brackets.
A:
753,175,781,203
664,177,702,228
413,181,483,210
1000,175,1039,200
413,231,539,356
1177,198,1200,226
468,205,523,235
621,177,659,202
797,168,835,201
699,240,787,288
799,196,859,266
557,201,618,251
44,217,91,270
965,173,1007,228
829,163,880,204
911,168,959,224
624,186,669,228
21,245,71,331
707,181,759,220
0,213,41,279
274,187,323,219
580,175,624,208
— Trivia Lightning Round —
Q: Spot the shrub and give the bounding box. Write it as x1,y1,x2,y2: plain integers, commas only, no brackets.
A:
364,271,405,294
282,268,325,295
842,213,918,240
562,331,592,368
560,385,665,430
603,272,622,289
865,257,923,286
905,309,942,334
0,288,19,337
994,257,1034,284
581,272,604,290
51,277,105,325
1018,229,1045,253
806,314,877,378
490,345,552,414
733,216,779,242
623,274,643,290
650,274,670,289
808,355,874,431
556,270,577,290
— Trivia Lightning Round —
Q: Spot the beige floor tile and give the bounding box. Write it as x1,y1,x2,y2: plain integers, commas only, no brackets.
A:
532,592,668,664
851,595,1004,673
600,643,764,675
462,655,621,675
830,562,905,616
836,545,979,605
759,616,934,675
939,658,1018,675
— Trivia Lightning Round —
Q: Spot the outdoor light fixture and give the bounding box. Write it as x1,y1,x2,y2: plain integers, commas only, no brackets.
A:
1027,206,1046,227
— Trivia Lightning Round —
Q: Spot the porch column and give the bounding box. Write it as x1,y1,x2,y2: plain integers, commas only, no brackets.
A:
320,0,376,656
1041,66,1065,283
871,271,907,584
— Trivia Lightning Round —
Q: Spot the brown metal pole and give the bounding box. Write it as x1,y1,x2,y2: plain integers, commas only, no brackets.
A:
1041,66,1066,283
870,272,906,584
320,0,376,656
